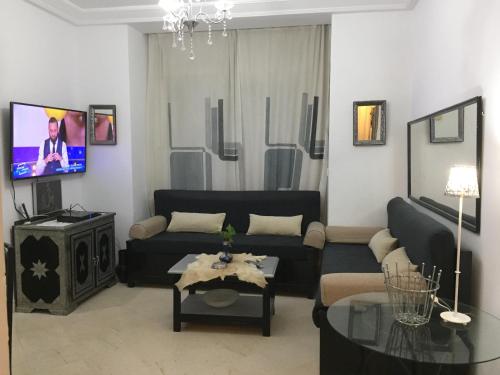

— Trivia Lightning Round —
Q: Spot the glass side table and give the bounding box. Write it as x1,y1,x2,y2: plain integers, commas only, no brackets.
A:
324,292,500,375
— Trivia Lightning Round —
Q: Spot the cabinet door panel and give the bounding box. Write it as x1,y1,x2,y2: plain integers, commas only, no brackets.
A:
95,224,115,284
70,230,94,299
19,235,61,304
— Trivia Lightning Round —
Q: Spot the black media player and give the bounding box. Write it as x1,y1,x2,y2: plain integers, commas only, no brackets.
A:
57,211,101,223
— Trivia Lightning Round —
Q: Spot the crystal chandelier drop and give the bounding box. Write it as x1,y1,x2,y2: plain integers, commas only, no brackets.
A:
159,0,235,60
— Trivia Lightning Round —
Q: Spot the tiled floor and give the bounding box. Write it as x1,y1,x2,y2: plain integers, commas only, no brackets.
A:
12,283,319,375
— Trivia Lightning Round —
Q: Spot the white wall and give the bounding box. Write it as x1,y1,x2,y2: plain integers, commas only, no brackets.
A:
0,0,84,242
127,28,149,222
328,12,412,226
409,1,500,373
0,1,148,249
75,25,144,250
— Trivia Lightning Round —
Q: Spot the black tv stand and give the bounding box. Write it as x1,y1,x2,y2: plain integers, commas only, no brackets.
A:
57,210,101,223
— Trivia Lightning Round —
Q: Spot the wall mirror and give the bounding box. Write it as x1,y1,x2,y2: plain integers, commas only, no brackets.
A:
89,105,116,145
353,100,386,145
408,96,482,232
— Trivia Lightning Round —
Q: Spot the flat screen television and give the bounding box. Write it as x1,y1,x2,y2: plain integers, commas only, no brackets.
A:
10,102,87,180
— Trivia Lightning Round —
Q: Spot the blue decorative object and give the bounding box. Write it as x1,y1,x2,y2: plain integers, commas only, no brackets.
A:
219,241,233,263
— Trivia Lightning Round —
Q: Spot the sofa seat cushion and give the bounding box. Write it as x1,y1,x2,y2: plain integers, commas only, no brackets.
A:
322,243,381,274
232,234,310,260
320,273,386,306
129,232,310,260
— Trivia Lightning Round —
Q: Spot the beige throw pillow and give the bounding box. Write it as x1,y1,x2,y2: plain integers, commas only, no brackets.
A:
247,214,303,236
368,228,398,263
166,212,226,233
381,247,418,273
129,215,167,239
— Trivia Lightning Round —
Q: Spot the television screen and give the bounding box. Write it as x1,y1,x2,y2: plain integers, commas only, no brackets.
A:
10,102,87,180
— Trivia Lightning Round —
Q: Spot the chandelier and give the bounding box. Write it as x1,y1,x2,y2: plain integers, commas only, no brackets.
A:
159,0,235,60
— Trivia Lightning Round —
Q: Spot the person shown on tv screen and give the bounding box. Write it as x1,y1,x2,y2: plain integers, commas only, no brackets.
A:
35,117,69,176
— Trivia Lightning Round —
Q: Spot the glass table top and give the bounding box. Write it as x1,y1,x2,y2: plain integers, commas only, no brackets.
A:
327,292,500,366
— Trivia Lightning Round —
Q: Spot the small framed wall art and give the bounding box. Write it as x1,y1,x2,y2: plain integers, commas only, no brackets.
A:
89,104,117,145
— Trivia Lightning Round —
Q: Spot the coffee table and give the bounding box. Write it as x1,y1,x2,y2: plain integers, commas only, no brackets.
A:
323,292,500,375
168,254,279,336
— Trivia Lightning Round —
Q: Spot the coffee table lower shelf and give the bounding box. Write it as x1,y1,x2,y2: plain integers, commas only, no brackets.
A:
173,289,275,336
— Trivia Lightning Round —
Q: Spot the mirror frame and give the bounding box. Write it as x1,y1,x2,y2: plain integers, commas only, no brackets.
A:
89,104,117,145
430,106,464,143
407,96,483,233
353,100,387,146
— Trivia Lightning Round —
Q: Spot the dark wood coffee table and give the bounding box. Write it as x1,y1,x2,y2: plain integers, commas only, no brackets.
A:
168,254,279,336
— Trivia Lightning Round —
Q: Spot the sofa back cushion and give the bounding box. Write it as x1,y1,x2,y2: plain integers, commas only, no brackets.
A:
154,190,320,235
387,197,455,299
247,214,303,236
166,212,226,233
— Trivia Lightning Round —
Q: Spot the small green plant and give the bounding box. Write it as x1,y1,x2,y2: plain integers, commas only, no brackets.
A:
220,224,236,243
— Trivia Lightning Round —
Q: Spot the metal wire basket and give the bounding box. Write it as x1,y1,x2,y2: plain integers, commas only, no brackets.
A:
383,263,442,327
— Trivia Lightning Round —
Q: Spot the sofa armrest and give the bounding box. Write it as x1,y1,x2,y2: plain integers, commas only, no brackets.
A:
325,226,384,244
129,215,167,240
303,221,326,250
320,273,386,306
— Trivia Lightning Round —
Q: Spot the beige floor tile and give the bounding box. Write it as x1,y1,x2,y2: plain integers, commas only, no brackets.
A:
13,283,319,374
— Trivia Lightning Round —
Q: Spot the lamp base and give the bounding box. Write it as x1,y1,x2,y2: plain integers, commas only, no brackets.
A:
440,311,471,325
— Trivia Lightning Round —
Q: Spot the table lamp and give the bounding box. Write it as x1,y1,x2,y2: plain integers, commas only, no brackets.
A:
441,165,479,325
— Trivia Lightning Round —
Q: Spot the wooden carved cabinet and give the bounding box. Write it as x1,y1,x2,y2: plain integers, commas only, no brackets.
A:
14,213,116,315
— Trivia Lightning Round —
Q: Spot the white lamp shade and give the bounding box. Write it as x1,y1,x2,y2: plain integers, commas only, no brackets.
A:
444,165,480,198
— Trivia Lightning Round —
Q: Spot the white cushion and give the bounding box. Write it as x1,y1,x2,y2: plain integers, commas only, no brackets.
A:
166,212,226,234
247,214,303,236
381,247,418,273
368,228,398,263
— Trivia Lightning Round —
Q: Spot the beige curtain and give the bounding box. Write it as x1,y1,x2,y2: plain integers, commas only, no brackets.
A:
146,25,330,215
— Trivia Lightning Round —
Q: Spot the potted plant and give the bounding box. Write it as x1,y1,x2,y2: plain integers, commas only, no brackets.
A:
219,224,236,263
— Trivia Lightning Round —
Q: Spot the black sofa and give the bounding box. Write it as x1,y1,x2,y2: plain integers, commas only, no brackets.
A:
313,197,473,374
126,190,324,296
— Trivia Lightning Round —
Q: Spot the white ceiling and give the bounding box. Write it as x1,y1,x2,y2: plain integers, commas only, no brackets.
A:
27,0,418,33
